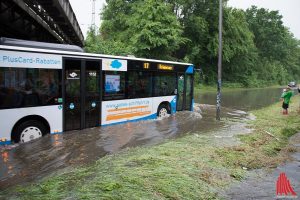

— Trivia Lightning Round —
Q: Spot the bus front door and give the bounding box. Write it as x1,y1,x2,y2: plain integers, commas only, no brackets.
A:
177,73,193,111
64,59,101,131
177,74,185,111
185,74,193,110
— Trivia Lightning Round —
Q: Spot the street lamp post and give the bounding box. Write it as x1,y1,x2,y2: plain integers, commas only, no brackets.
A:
216,0,223,121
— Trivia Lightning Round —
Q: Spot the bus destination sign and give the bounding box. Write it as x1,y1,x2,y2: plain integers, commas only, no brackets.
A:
158,64,174,71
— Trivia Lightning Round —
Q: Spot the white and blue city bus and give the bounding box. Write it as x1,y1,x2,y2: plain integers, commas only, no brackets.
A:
0,38,194,145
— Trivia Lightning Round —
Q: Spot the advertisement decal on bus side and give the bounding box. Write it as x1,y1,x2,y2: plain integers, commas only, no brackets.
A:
0,50,62,69
101,96,176,125
102,59,127,71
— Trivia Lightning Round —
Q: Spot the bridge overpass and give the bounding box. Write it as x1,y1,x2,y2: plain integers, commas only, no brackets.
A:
0,0,84,46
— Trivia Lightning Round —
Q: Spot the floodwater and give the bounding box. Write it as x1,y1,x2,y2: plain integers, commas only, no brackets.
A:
0,87,283,191
196,87,283,111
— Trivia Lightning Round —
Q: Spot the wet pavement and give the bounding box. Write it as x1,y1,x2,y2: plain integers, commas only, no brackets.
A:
224,133,300,200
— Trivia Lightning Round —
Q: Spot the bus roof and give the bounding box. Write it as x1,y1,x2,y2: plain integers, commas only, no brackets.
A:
0,44,193,66
0,37,84,52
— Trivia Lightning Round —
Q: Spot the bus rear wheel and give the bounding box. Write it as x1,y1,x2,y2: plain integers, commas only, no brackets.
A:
14,120,47,143
157,104,170,119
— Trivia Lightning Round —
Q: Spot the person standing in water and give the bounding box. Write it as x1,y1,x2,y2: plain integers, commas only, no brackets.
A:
280,86,293,115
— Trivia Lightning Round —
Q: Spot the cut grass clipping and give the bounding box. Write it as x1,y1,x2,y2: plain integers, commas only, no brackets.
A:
1,96,300,200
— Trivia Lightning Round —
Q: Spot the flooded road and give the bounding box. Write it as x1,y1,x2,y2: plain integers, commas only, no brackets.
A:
0,87,283,191
196,87,283,111
0,106,246,190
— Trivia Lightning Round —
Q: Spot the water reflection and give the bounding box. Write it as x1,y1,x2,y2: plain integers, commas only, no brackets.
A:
1,152,8,163
51,134,62,147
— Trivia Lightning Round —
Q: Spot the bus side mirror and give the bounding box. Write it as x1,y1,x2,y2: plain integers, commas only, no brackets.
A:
174,89,178,95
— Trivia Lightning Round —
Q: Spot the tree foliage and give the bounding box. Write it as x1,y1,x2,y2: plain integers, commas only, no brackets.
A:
85,0,300,87
97,0,186,59
85,27,133,55
244,6,300,85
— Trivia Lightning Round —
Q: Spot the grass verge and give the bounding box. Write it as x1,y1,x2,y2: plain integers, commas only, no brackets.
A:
216,96,300,170
1,97,300,200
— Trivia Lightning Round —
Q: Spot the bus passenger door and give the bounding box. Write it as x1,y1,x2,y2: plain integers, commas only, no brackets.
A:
177,73,193,111
64,59,82,131
64,59,101,131
185,74,193,110
85,60,101,128
177,73,185,111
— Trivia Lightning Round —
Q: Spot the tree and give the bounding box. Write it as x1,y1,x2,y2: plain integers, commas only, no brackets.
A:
245,6,290,60
100,0,186,59
85,27,133,55
85,1,300,87
170,1,257,85
221,8,258,85
245,6,300,85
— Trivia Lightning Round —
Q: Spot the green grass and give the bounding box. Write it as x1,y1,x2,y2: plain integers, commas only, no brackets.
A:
4,137,226,199
1,96,300,200
216,96,300,169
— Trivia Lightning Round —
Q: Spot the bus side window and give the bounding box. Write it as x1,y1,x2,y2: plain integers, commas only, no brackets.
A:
153,73,176,96
0,67,61,109
127,71,152,99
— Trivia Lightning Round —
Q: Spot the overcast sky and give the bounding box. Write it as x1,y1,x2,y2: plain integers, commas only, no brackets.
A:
69,0,106,37
69,0,300,39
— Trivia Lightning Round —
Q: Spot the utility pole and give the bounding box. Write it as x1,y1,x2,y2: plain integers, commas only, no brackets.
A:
216,0,223,121
91,0,96,30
